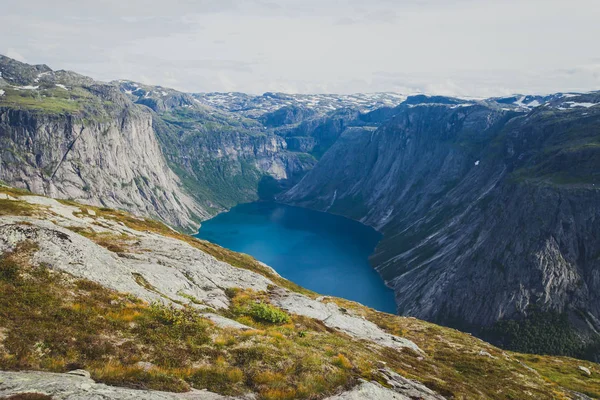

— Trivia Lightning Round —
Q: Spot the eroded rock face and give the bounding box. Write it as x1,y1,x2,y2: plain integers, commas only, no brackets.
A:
0,105,206,232
323,369,446,400
271,290,422,353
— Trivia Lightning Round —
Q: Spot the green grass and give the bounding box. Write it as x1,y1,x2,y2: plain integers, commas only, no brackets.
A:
515,354,600,398
0,87,81,113
481,308,600,360
0,85,125,122
2,394,54,400
0,199,37,216
248,303,291,324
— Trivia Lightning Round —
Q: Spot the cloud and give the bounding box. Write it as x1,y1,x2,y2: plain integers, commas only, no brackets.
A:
0,0,599,95
4,48,27,63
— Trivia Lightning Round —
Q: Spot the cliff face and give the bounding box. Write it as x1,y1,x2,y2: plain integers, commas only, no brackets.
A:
0,60,207,230
0,106,208,231
144,101,317,211
282,95,600,359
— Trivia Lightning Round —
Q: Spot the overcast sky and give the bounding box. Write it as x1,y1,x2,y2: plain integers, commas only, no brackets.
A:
1,0,599,96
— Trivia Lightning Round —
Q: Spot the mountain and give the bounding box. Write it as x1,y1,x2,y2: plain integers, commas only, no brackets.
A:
281,93,600,360
0,55,403,230
0,55,207,231
1,186,598,399
115,80,318,212
0,57,319,228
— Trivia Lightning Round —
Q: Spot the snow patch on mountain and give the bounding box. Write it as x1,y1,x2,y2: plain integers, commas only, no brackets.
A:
194,92,407,117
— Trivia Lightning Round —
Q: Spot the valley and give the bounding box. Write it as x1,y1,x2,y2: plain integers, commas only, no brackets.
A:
1,53,600,372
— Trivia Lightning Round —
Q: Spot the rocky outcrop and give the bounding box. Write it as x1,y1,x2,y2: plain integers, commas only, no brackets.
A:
0,370,230,399
0,197,272,310
0,106,206,231
271,289,421,353
0,56,207,231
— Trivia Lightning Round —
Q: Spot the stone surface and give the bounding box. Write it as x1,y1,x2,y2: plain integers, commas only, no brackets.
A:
578,366,592,376
271,290,421,353
203,313,253,330
66,370,91,379
378,368,445,399
0,370,229,399
0,195,274,310
324,370,446,400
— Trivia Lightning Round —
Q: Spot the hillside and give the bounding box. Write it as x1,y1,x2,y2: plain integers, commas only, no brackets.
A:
0,185,599,399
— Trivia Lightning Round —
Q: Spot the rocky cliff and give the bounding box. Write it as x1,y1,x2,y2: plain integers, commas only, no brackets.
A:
0,56,207,230
282,94,600,360
2,53,600,364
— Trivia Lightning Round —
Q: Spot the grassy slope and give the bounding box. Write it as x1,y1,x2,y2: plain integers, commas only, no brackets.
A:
0,186,599,399
0,85,120,120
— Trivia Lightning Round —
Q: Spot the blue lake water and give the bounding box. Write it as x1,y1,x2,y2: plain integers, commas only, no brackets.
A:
195,202,397,314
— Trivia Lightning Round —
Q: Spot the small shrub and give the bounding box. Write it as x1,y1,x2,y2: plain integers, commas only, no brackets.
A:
224,287,240,299
333,353,353,370
189,365,244,395
248,303,290,324
0,259,20,282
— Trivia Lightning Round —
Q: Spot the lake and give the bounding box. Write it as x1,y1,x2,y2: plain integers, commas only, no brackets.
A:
195,202,397,314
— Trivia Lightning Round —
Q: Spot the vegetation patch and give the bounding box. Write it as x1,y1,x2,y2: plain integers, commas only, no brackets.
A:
0,199,37,217
248,303,291,325
66,227,135,253
2,394,54,400
480,309,597,360
226,290,291,325
514,354,600,398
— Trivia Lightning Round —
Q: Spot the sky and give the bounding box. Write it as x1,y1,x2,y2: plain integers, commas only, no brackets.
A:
1,0,599,96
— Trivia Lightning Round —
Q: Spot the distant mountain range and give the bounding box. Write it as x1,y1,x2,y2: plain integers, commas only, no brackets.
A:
193,91,407,117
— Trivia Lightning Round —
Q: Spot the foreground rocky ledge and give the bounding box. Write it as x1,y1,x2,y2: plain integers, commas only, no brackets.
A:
0,187,598,399
0,369,445,400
